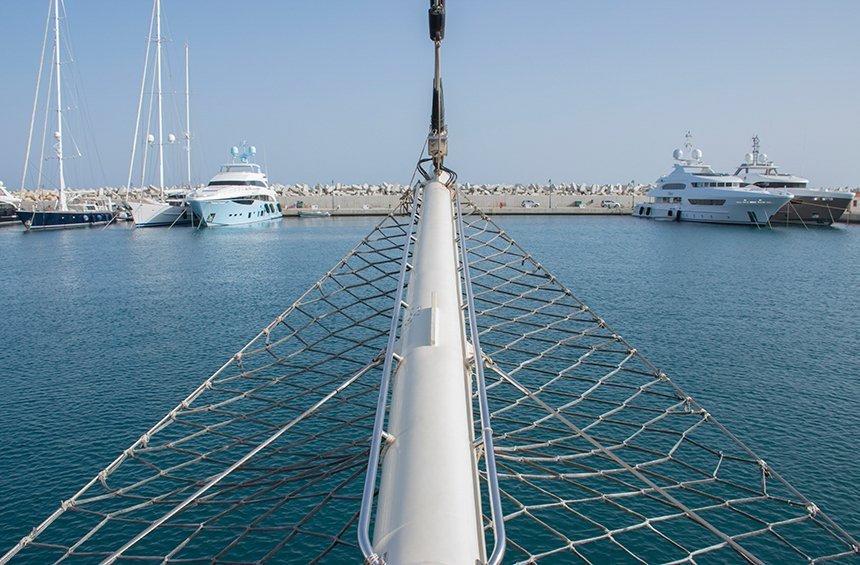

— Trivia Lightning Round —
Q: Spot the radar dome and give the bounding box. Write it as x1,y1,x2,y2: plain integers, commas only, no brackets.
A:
672,148,684,160
249,146,257,155
230,146,240,157
691,148,702,160
760,153,768,163
53,131,61,141
745,152,754,164
167,133,176,144
146,134,155,144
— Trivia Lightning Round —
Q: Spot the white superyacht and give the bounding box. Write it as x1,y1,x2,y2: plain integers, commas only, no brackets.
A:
734,136,853,226
634,133,791,225
187,144,281,227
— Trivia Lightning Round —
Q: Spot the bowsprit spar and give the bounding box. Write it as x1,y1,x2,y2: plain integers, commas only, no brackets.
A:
3,2,858,564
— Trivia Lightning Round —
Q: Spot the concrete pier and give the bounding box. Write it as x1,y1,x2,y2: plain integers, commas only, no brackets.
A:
279,194,640,217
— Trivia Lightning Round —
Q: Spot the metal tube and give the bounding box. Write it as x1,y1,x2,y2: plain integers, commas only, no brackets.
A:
357,186,423,563
454,189,506,565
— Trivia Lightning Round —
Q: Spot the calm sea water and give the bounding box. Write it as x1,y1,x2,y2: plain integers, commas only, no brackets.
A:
0,216,857,552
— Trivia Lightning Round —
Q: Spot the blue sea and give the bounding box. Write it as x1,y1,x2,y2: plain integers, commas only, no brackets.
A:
0,216,857,555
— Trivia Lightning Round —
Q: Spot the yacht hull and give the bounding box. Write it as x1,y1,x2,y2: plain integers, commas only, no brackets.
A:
634,198,788,226
770,196,852,226
130,201,192,227
0,211,18,225
17,209,114,231
188,198,281,227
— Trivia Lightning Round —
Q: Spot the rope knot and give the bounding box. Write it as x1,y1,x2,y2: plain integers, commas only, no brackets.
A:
806,503,819,516
61,498,75,510
22,527,39,545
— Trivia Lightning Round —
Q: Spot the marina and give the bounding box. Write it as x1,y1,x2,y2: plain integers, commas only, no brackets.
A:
0,0,858,563
0,215,857,560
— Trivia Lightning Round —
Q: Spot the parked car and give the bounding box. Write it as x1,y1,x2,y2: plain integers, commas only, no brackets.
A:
521,199,540,208
601,199,621,209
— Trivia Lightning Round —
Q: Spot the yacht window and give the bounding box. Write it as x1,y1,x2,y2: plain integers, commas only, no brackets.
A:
673,197,681,203
207,180,267,188
688,198,726,205
663,183,685,190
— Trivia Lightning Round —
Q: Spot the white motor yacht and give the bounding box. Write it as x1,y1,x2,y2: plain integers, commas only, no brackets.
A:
634,133,791,225
0,182,19,224
187,144,281,227
734,136,853,226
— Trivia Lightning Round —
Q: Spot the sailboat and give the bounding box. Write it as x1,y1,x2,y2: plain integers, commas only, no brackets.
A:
126,0,194,227
16,0,114,231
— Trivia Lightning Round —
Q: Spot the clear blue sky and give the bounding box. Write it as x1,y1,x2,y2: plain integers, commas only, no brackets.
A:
1,0,858,188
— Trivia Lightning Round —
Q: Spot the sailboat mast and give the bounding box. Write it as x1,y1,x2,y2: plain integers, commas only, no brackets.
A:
184,42,192,188
155,0,165,198
53,0,66,209
126,0,157,197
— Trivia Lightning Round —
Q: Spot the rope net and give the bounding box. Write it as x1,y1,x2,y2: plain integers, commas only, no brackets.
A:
3,188,856,564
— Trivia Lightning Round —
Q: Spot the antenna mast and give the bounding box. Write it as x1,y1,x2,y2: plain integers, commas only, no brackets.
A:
184,42,192,188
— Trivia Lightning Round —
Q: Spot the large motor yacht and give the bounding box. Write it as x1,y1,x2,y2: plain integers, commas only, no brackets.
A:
187,144,281,227
734,136,853,226
634,133,791,225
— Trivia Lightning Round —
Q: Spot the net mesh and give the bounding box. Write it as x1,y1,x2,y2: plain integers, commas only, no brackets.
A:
458,202,858,564
2,189,856,564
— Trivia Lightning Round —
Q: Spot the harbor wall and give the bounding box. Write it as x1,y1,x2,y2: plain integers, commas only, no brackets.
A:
278,194,642,216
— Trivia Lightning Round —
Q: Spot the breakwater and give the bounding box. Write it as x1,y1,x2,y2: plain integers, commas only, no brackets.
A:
9,182,651,216
275,181,649,215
